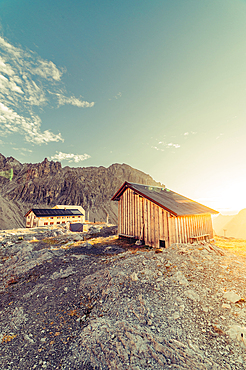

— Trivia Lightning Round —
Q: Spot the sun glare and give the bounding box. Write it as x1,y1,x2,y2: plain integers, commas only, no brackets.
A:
200,182,246,215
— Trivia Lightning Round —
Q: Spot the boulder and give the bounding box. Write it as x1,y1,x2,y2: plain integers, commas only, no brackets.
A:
223,291,241,303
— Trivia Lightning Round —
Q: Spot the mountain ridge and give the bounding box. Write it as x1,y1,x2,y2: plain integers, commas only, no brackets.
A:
0,153,163,229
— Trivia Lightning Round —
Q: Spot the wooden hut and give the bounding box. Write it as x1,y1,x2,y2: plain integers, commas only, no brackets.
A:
111,182,218,248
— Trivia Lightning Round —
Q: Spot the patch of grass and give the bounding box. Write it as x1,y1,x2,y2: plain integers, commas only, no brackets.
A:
42,238,58,244
1,334,17,343
42,238,68,245
215,236,246,256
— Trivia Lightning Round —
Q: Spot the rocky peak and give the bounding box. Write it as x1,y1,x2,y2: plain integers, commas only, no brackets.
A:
0,153,163,226
0,154,22,170
34,158,62,176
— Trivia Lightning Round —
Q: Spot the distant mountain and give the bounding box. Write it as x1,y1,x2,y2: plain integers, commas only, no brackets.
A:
215,208,246,239
0,153,163,230
212,214,235,236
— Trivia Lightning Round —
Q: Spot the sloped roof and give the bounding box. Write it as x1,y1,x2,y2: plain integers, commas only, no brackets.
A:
53,205,85,211
25,208,83,217
111,182,218,217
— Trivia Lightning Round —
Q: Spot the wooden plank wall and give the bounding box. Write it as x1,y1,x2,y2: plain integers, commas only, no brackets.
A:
118,188,214,247
118,188,173,247
175,213,213,243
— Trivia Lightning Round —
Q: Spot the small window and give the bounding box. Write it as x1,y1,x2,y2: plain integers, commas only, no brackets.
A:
62,221,65,224
57,222,60,224
50,222,54,225
44,222,48,225
159,240,165,248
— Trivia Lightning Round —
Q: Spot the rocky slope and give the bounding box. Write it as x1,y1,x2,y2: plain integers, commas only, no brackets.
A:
0,225,246,369
0,153,163,229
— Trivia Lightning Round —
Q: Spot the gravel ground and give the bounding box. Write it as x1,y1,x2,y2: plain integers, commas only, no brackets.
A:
0,225,246,369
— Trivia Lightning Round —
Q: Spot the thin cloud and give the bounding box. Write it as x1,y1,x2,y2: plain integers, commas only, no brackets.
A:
151,146,165,152
216,133,224,140
151,141,180,151
0,36,94,144
166,143,180,148
12,147,32,152
0,102,63,144
12,147,33,156
183,131,197,136
49,151,91,163
55,94,94,108
109,92,122,101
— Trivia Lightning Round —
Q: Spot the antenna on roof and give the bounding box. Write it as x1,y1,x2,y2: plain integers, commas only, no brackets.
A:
0,168,13,181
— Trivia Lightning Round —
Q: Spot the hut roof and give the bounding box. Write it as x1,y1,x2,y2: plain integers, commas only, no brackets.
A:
111,182,218,217
25,208,84,217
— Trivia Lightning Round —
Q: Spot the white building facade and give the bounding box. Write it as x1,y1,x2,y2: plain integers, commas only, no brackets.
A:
25,208,84,228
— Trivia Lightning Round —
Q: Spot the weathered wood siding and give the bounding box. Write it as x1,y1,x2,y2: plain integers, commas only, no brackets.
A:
174,213,213,243
118,188,213,248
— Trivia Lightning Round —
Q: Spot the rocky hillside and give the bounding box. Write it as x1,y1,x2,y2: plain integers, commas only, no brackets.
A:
0,225,245,369
0,153,163,229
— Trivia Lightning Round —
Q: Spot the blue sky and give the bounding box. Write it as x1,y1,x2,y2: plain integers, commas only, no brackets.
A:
1,0,246,214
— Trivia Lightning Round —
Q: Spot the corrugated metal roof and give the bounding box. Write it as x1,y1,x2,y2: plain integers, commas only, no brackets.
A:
111,182,218,216
25,209,84,217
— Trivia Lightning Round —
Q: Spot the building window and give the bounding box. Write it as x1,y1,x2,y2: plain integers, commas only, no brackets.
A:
44,222,48,225
62,221,65,224
57,222,60,224
50,222,54,225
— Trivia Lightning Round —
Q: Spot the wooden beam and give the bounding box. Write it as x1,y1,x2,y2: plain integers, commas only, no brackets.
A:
147,199,151,245
176,217,180,244
117,198,119,234
144,198,148,245
159,207,164,241
155,203,159,248
169,215,176,245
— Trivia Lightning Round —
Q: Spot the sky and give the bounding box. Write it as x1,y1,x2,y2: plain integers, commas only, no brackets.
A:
0,0,246,214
